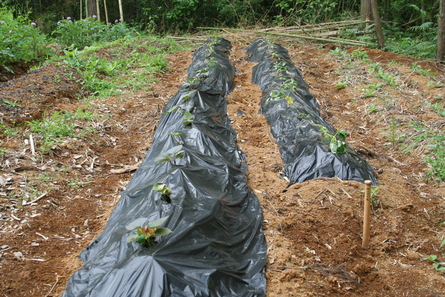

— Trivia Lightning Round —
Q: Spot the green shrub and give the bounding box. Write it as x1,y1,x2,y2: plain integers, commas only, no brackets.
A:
0,7,50,68
51,16,133,50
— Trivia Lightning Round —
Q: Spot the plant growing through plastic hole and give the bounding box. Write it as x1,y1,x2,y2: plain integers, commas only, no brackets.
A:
280,77,298,92
266,90,293,106
126,217,172,247
152,183,172,203
207,57,217,67
168,132,184,145
185,68,209,89
167,105,195,125
155,145,184,165
317,125,348,154
273,60,288,72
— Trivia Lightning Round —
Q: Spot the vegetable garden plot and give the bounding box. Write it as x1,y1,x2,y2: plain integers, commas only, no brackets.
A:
246,38,378,185
63,38,266,297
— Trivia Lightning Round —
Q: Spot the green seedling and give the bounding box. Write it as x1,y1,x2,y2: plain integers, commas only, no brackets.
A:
208,57,217,67
274,61,288,72
168,132,184,145
350,49,369,60
362,88,377,98
317,125,348,154
423,254,445,272
367,103,378,113
427,80,444,88
335,80,348,89
362,186,382,206
381,116,404,147
280,77,298,92
422,222,445,271
126,217,172,247
298,113,311,118
2,100,22,107
267,90,293,107
167,105,195,126
155,145,185,165
152,183,172,203
411,63,436,77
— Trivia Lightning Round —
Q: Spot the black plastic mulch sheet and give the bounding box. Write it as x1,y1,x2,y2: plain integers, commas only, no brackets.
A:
62,38,267,297
246,38,378,185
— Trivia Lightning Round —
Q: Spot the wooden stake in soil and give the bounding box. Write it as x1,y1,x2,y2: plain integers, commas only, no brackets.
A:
362,180,372,249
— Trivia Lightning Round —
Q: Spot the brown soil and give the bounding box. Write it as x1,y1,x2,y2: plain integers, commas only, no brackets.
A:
1,35,444,297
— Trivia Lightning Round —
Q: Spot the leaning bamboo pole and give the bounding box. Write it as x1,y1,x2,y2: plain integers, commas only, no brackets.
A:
261,20,365,33
198,27,371,47
103,0,109,24
118,0,123,21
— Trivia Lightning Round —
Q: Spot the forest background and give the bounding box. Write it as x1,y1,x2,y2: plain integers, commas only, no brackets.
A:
1,0,445,63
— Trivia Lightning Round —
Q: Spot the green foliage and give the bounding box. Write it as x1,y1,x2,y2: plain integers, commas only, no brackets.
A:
423,224,445,272
381,116,405,147
126,217,172,247
0,124,19,137
0,7,50,68
152,183,172,203
167,104,195,126
52,17,133,50
411,63,436,77
266,90,294,107
67,176,93,189
26,109,100,153
155,145,185,165
317,125,348,154
57,36,181,97
407,122,445,181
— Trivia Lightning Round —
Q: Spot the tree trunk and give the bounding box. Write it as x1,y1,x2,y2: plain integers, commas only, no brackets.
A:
438,0,445,62
96,0,101,21
361,0,373,26
87,0,96,17
371,0,385,47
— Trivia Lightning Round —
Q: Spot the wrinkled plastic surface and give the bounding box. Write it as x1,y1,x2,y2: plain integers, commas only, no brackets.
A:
246,38,378,185
63,38,266,297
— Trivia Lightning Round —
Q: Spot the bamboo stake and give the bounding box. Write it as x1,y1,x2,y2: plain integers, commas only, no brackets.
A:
96,0,100,21
118,0,123,21
29,134,35,155
362,180,372,249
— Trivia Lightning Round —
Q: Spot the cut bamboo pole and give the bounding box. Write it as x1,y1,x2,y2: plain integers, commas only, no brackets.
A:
197,27,370,47
362,180,372,249
29,134,35,155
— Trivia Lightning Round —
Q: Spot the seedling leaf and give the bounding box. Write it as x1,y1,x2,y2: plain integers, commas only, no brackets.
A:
125,218,147,230
153,227,172,237
147,216,169,228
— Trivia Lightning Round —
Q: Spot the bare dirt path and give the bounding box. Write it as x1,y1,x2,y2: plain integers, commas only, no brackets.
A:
0,36,444,296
